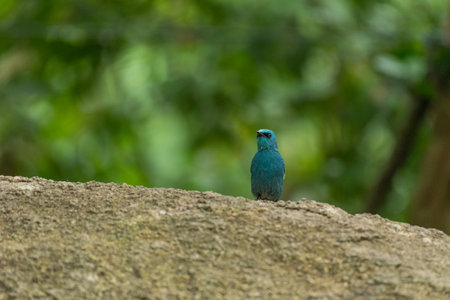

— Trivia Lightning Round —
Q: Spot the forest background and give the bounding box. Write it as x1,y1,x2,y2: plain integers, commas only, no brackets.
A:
1,0,449,232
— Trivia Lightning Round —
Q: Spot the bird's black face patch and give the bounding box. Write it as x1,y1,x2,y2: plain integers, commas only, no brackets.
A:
257,131,272,139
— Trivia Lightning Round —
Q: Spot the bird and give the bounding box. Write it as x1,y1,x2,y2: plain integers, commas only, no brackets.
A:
251,129,285,201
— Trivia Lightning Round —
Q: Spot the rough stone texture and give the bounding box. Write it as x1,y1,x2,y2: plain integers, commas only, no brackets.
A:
0,175,449,299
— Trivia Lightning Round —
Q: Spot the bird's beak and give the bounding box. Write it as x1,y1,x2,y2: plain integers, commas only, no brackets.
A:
256,131,264,137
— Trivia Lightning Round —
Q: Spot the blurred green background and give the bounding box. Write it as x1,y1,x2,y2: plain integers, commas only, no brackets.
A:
1,1,449,227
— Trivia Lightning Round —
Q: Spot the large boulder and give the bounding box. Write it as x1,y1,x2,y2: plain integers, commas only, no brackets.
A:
0,176,449,299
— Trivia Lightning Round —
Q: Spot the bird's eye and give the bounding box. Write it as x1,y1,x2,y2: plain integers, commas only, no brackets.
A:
267,133,272,138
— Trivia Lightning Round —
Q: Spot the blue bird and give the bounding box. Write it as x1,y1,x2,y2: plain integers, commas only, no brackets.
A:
251,129,285,201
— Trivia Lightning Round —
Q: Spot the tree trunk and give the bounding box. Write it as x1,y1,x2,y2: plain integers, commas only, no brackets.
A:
410,83,450,233
365,95,429,213
411,21,450,233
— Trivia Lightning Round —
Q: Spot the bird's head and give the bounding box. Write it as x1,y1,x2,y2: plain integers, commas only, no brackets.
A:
256,129,278,151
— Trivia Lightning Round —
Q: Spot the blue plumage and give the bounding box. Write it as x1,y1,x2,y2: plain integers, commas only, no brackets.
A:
251,129,285,201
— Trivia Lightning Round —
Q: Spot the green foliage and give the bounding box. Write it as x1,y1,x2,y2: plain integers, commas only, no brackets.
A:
0,0,447,220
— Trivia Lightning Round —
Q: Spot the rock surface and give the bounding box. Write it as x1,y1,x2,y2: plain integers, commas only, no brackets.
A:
0,175,449,299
